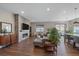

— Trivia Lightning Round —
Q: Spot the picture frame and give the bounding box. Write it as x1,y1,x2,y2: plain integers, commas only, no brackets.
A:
0,22,12,33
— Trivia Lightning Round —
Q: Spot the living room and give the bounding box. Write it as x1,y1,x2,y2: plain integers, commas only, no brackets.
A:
0,3,79,56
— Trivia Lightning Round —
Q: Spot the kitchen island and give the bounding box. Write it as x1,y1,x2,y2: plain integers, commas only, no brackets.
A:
65,33,79,48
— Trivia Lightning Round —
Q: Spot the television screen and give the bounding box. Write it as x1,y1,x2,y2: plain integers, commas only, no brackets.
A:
22,23,29,30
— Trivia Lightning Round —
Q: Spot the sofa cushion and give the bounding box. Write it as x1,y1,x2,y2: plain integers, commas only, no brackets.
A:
34,38,42,43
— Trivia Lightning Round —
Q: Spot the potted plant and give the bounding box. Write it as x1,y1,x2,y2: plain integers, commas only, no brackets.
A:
44,27,60,52
48,27,60,45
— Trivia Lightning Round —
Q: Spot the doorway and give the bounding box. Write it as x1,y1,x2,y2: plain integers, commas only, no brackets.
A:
29,26,32,37
55,24,65,36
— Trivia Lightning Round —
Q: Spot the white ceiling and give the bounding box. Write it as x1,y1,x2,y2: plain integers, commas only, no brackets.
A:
0,3,79,22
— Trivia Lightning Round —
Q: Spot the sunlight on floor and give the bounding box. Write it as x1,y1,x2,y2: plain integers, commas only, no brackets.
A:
57,36,67,56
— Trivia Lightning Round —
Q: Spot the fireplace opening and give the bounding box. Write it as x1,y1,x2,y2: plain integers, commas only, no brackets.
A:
22,33,28,38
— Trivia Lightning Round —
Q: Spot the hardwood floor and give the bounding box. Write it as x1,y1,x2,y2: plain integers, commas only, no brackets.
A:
0,37,79,56
65,44,79,56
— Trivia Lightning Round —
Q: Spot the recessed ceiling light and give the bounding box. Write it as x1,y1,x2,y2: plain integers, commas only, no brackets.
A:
21,11,24,14
47,8,50,11
63,10,66,14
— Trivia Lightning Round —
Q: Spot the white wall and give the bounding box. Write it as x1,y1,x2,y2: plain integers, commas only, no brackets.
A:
0,9,15,33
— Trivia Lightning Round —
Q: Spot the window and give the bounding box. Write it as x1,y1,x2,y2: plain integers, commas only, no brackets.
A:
55,25,65,35
36,25,44,33
56,25,65,32
74,26,79,34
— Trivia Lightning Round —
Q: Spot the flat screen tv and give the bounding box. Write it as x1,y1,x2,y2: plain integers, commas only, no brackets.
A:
22,23,29,30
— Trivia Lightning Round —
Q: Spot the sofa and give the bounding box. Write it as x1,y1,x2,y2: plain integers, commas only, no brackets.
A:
33,34,48,48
